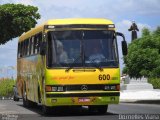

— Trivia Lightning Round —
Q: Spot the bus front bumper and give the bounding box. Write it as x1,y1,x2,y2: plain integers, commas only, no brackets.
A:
44,92,120,106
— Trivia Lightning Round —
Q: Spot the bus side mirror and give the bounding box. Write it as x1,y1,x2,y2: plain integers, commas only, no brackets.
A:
116,32,128,56
40,42,46,56
122,41,127,56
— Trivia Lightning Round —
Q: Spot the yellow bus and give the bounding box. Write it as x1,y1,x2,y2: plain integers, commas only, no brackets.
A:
17,18,127,114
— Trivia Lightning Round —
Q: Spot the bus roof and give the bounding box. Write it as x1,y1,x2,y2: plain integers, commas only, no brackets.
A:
19,18,114,42
46,18,114,25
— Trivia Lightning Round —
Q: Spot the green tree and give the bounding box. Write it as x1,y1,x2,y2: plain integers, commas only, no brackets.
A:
153,26,160,37
0,79,15,97
124,27,160,78
142,27,150,37
122,66,128,74
0,4,40,45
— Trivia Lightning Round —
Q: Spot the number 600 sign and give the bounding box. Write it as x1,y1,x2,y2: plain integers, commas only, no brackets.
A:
98,74,110,80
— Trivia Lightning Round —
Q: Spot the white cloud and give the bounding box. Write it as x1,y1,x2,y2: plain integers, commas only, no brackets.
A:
110,0,160,15
116,20,152,43
0,0,33,5
0,0,160,76
0,39,18,67
2,0,160,23
15,0,33,5
115,20,152,72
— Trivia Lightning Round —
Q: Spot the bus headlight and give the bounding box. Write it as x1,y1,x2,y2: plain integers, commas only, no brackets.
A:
46,86,65,92
104,85,119,91
52,86,58,91
52,86,64,92
104,85,110,90
110,85,116,90
57,86,64,92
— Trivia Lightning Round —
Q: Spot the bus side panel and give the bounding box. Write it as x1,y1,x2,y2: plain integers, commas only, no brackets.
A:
17,55,44,103
17,59,24,98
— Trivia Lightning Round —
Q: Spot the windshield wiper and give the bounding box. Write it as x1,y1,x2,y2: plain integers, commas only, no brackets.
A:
65,56,103,72
88,59,104,72
65,55,82,72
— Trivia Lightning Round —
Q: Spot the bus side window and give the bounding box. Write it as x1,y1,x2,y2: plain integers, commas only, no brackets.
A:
20,42,23,58
31,37,34,55
29,38,32,55
34,33,41,54
24,40,27,56
18,42,22,58
21,41,24,57
24,40,26,56
29,37,34,55
37,32,42,54
28,38,31,55
17,43,20,58
34,35,37,54
26,39,29,56
25,39,29,56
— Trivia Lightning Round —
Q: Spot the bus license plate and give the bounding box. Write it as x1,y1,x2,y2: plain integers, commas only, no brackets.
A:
78,98,90,102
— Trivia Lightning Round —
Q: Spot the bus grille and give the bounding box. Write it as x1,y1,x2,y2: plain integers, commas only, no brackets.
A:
64,84,117,91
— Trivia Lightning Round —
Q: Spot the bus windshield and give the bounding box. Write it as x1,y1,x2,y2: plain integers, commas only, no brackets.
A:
47,30,118,68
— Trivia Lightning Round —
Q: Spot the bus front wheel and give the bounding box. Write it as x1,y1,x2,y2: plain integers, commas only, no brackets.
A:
13,95,19,101
22,84,36,108
88,105,108,114
42,105,52,115
22,85,28,107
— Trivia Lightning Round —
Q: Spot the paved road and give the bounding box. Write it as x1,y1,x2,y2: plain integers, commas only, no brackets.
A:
0,100,160,120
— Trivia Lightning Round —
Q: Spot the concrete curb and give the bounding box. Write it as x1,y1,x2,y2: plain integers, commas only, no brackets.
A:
0,97,13,100
120,99,160,104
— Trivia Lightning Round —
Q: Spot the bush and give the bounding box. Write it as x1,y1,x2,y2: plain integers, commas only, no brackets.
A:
148,78,160,89
0,78,15,97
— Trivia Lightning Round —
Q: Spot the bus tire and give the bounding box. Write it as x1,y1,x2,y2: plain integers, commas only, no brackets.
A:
23,92,36,108
22,84,28,107
88,105,108,114
42,105,52,115
13,95,19,101
97,105,108,114
22,84,36,108
38,86,41,103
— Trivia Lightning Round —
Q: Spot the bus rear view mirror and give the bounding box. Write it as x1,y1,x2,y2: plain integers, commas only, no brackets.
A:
40,42,46,56
122,41,128,56
116,32,128,56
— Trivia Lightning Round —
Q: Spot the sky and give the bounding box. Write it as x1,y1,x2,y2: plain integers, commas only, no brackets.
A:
0,0,160,77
